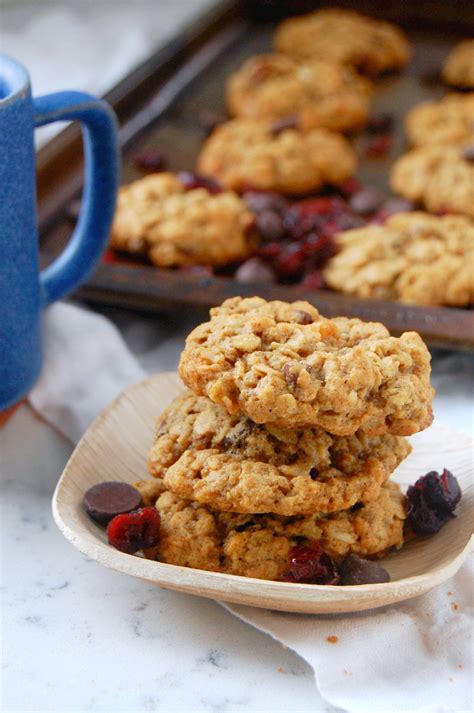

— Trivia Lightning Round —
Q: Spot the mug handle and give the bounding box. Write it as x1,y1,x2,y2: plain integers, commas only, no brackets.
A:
34,91,119,307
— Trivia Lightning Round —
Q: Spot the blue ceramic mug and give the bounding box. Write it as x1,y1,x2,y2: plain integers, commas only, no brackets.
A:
0,54,119,410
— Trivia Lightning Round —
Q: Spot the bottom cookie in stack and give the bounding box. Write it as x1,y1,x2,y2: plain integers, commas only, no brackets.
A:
135,391,411,582
135,480,406,582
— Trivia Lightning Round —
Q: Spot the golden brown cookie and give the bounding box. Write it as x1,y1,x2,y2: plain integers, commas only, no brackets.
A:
196,118,357,195
442,40,474,89
274,9,410,75
179,297,434,436
390,144,474,218
147,391,411,516
324,212,474,307
405,94,474,147
226,53,372,132
110,172,257,267
136,481,406,580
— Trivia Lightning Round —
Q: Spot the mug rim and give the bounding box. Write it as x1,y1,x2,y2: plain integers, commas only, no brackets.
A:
0,53,30,106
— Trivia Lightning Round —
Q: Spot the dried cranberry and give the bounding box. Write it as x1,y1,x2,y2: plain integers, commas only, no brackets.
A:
282,541,340,584
257,241,282,260
275,243,305,277
242,191,288,216
406,469,461,536
268,115,298,135
365,135,392,158
255,210,286,242
367,113,394,134
83,482,142,525
133,150,168,174
177,171,222,194
285,198,343,239
107,507,161,554
338,177,363,197
349,187,385,215
339,554,390,585
235,257,275,283
301,271,324,290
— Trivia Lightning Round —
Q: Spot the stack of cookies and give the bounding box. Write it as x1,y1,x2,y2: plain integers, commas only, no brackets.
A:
137,296,434,582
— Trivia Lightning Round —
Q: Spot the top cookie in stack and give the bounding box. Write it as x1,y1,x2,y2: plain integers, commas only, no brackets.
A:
178,296,434,436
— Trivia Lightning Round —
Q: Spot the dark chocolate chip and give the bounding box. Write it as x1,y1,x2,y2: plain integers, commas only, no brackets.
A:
294,309,313,325
255,210,286,242
235,257,275,283
268,115,298,135
462,146,474,162
349,187,385,215
83,482,142,525
339,554,390,585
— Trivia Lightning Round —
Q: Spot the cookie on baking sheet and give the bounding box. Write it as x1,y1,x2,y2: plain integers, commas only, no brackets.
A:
390,144,474,218
196,118,357,195
442,40,474,89
110,172,258,267
274,9,410,75
405,94,474,147
178,297,434,436
136,482,406,580
226,53,372,132
324,212,474,307
147,391,411,516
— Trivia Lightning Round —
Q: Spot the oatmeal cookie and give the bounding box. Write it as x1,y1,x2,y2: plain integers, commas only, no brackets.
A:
226,53,372,132
136,481,406,580
196,118,357,195
147,391,411,515
442,40,474,89
110,172,257,267
390,144,474,218
179,297,434,436
324,212,474,307
274,9,410,75
405,94,474,147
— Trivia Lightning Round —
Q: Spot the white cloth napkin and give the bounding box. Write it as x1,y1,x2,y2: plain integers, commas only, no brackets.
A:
29,302,473,713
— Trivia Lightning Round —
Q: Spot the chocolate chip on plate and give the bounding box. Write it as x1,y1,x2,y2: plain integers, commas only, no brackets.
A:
83,482,142,525
339,554,390,585
235,257,275,283
255,210,286,242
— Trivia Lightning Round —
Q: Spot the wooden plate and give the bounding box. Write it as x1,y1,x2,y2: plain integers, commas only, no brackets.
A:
52,373,473,614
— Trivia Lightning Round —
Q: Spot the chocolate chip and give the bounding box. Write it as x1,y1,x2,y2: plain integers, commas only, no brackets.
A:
462,146,474,162
235,257,275,283
294,309,313,325
287,453,299,464
339,554,390,585
255,210,286,242
269,115,298,135
242,191,289,216
83,482,142,525
309,468,319,480
349,187,385,215
282,361,298,388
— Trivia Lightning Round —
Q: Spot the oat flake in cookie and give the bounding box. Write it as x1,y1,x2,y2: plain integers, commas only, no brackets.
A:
178,297,434,436
147,391,411,516
136,482,406,581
